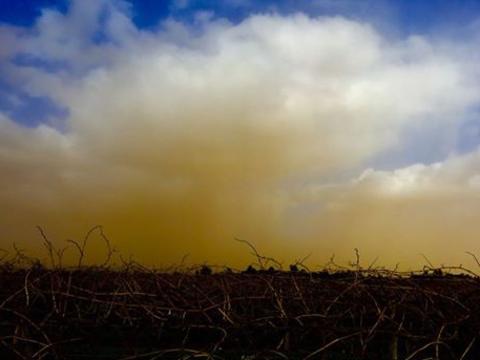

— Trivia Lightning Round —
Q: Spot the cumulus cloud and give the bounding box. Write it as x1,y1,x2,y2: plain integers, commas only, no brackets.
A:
1,0,479,267
296,150,480,267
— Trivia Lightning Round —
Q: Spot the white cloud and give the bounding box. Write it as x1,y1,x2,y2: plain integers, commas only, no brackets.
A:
295,149,480,265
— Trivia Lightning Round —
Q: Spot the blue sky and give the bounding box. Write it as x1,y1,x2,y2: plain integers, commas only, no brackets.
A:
2,0,480,32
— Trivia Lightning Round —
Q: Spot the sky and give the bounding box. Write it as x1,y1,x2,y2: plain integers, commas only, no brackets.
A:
1,0,480,269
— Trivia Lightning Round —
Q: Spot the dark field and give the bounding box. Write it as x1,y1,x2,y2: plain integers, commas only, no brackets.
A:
1,262,480,359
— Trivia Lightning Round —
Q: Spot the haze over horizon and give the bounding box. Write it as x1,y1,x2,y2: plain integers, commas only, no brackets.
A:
1,0,480,268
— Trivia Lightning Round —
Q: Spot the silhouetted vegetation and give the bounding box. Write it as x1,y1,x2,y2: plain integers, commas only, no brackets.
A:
1,228,480,359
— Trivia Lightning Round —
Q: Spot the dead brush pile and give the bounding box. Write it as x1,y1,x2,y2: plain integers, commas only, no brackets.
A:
0,229,480,359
